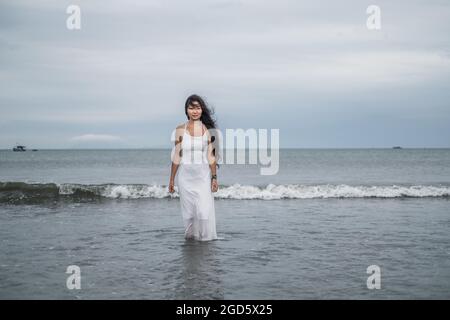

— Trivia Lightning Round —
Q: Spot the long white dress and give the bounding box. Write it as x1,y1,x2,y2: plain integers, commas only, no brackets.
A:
176,122,218,241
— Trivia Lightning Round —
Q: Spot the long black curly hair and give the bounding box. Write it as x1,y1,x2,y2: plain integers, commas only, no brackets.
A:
184,94,217,129
184,94,221,168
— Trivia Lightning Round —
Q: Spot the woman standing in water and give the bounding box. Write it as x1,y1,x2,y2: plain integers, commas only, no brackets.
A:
168,94,219,241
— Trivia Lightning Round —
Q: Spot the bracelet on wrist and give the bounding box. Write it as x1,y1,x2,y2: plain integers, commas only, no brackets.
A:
211,175,217,180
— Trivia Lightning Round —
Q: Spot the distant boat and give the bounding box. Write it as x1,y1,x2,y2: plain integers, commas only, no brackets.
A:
32,149,38,151
13,145,27,152
392,146,402,149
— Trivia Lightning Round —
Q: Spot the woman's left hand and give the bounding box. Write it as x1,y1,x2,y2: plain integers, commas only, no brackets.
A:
211,179,218,192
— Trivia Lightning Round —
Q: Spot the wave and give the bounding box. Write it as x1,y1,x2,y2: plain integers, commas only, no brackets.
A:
0,181,449,204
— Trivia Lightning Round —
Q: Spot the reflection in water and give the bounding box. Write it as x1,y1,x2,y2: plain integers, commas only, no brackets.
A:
171,240,224,299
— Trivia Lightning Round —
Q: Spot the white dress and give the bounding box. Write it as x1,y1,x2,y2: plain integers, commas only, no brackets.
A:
176,122,218,241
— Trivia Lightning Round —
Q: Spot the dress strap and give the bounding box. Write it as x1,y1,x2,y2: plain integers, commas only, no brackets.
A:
183,122,188,138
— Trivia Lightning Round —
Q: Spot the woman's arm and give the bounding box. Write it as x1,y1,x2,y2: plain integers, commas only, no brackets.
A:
206,130,218,192
168,161,178,193
168,127,184,193
209,161,218,193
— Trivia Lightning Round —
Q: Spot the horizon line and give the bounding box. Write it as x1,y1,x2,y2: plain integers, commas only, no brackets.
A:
1,147,450,150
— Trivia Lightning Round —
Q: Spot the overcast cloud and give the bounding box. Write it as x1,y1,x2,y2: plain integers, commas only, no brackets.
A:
1,0,449,148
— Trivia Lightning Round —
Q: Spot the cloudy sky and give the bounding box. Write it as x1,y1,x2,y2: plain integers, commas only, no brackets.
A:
1,0,449,149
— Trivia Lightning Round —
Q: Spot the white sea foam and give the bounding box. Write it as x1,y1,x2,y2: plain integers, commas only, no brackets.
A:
57,183,450,200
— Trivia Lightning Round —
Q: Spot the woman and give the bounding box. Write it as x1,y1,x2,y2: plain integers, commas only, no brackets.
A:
168,94,220,241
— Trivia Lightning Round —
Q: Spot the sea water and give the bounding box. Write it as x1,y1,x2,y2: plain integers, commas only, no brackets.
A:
0,148,449,299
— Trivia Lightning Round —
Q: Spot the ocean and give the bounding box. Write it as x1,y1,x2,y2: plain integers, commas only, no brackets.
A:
0,148,449,299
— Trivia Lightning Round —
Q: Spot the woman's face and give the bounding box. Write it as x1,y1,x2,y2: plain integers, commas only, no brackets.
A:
187,101,202,120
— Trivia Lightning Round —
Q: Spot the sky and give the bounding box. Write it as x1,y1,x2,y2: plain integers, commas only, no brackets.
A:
1,0,449,149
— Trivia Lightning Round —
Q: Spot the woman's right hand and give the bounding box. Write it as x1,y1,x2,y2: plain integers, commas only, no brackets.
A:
168,180,175,193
